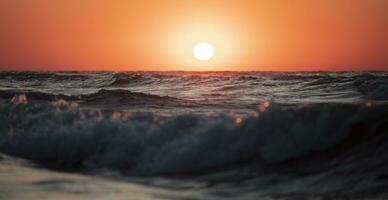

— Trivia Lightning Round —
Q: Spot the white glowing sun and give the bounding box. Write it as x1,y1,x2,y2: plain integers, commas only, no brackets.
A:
193,42,214,61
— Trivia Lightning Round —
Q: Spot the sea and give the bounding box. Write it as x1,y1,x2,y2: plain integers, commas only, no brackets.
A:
0,71,388,200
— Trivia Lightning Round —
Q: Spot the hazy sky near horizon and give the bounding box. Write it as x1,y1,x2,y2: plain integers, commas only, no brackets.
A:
0,0,387,71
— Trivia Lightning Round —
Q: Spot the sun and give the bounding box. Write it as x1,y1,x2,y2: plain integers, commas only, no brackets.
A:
193,42,214,61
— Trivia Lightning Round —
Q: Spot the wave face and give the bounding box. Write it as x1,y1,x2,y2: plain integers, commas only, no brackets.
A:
0,102,387,174
1,101,388,199
1,71,388,198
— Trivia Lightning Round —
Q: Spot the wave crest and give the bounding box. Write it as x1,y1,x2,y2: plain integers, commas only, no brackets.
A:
0,102,387,176
109,73,150,87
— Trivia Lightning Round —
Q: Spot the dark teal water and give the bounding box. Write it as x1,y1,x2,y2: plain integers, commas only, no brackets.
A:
1,71,388,199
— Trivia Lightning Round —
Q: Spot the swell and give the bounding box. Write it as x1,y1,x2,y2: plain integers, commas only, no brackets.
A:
270,73,323,81
353,74,388,101
295,73,388,101
0,102,387,177
1,72,387,106
107,72,236,87
0,89,78,101
108,73,152,87
0,89,184,106
0,71,90,81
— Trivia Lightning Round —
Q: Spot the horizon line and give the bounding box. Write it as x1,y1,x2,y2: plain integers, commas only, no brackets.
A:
0,69,387,73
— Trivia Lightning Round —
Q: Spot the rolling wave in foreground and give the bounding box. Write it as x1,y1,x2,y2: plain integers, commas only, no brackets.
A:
1,71,388,200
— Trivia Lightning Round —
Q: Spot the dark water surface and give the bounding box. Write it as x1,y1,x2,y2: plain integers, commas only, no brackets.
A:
0,71,388,199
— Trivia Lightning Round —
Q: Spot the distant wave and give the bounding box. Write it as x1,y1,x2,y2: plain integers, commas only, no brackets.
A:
0,71,90,81
0,102,387,177
271,73,323,81
108,72,237,87
108,73,151,87
0,89,77,101
1,72,388,107
272,72,388,101
353,74,388,101
81,89,185,106
0,89,187,107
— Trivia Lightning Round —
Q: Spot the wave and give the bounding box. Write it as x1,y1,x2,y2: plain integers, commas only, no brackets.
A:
1,72,388,107
0,71,115,89
270,73,323,81
0,89,185,107
0,71,90,81
0,102,387,177
353,74,388,101
80,89,183,106
108,73,151,87
0,89,77,101
108,72,239,88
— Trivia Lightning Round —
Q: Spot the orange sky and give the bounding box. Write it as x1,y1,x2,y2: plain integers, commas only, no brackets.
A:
0,0,387,71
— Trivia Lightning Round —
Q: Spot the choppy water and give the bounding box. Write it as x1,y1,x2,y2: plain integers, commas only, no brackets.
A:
1,71,388,200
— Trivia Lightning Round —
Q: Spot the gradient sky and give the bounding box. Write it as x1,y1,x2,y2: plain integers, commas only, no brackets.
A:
0,0,387,71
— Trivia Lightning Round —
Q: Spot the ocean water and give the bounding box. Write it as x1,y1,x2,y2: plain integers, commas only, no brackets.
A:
0,71,388,200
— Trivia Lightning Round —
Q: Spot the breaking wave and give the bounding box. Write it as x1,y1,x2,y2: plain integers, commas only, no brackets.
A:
0,102,387,177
